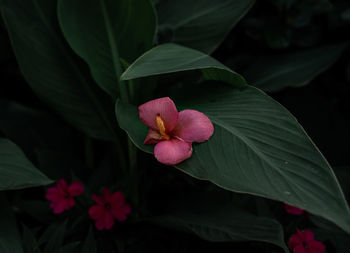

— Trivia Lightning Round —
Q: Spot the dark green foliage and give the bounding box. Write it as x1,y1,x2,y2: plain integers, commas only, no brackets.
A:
1,0,350,252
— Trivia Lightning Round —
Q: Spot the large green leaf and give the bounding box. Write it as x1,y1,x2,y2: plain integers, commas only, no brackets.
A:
0,194,23,253
121,43,246,88
148,194,288,252
21,225,41,253
0,138,52,191
244,43,348,92
156,0,255,53
81,226,97,253
1,0,117,140
40,220,67,253
0,100,74,155
58,0,156,98
116,83,350,233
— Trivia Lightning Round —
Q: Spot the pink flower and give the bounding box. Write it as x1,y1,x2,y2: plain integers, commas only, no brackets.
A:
88,188,131,230
45,179,84,214
285,203,304,215
139,97,214,165
289,229,325,253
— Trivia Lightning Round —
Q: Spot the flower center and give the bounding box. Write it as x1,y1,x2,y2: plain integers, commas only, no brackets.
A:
104,203,111,210
156,115,170,140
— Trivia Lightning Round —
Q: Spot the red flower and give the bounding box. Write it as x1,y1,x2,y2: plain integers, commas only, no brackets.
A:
88,188,131,230
289,229,325,253
45,179,84,214
139,97,214,165
285,203,304,215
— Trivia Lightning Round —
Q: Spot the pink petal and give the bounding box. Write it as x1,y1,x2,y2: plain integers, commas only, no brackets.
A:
52,201,67,214
143,128,163,144
139,97,178,132
102,188,112,201
110,192,126,205
112,204,131,222
302,230,315,242
172,110,214,143
56,179,68,190
92,194,104,205
289,233,303,250
294,244,308,253
104,212,115,230
307,240,325,253
68,181,84,196
45,187,61,201
95,218,106,230
154,139,192,165
88,205,105,219
66,197,75,209
285,203,304,215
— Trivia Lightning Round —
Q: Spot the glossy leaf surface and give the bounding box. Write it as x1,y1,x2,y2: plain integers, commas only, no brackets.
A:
156,0,255,53
0,138,52,191
116,84,350,233
0,194,23,253
58,0,156,97
121,43,246,88
244,43,348,92
1,0,116,140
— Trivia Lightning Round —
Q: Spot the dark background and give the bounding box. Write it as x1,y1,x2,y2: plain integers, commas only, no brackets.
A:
1,0,350,252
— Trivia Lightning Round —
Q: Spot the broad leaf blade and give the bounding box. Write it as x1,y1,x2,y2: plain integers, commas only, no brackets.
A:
0,138,52,191
58,0,156,98
0,194,24,253
156,0,255,53
121,43,246,88
116,84,350,233
0,100,75,155
21,225,41,253
81,226,97,253
51,242,79,253
244,43,348,92
42,220,67,253
149,194,288,252
1,0,117,140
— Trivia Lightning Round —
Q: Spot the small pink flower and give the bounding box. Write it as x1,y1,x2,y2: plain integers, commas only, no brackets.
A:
285,203,304,215
88,188,131,230
289,229,325,253
139,97,214,165
45,179,84,214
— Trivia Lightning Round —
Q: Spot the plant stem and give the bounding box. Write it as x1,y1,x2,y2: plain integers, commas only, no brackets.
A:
128,138,139,210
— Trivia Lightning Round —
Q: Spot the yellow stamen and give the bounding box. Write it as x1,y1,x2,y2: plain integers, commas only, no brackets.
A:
156,115,170,140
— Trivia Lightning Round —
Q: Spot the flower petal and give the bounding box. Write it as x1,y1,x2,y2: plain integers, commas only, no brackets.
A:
66,197,75,209
110,192,126,204
285,203,304,215
68,181,84,196
154,139,192,165
45,187,61,201
172,110,214,143
143,128,163,144
95,218,105,230
302,230,315,242
92,194,104,205
139,97,178,132
88,205,105,219
294,244,308,253
104,212,115,230
102,188,112,201
113,204,132,222
52,201,68,214
289,233,303,250
56,179,68,190
307,240,325,253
